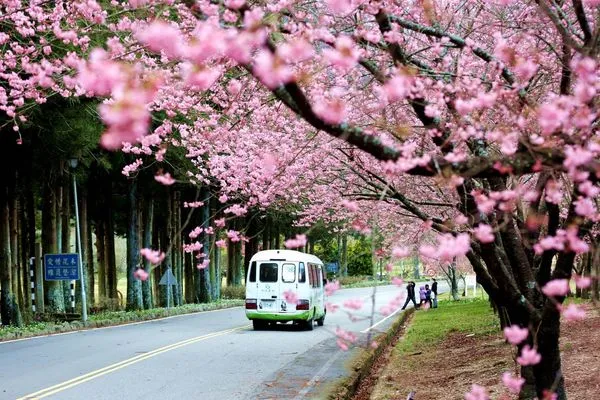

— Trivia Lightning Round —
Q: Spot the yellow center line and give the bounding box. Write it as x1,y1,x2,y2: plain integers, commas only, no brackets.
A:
17,325,250,400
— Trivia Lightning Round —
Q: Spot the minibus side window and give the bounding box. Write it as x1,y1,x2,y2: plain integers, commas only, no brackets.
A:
249,261,256,283
282,263,295,283
298,262,306,283
309,264,317,288
259,263,278,282
317,266,323,287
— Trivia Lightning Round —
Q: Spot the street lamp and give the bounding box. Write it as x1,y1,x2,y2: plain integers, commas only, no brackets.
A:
69,158,88,322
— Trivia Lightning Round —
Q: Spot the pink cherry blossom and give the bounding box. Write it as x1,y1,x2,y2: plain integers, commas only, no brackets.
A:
517,345,542,366
326,0,354,15
215,218,226,228
561,304,586,321
325,280,341,296
419,233,471,262
392,246,410,258
253,50,294,89
392,277,404,286
197,259,210,269
343,298,363,310
227,230,241,242
326,302,339,313
140,248,166,265
284,234,307,249
224,0,245,9
323,36,360,72
155,172,175,185
133,268,149,281
313,97,346,125
503,325,529,345
215,239,227,249
541,279,570,297
473,224,494,243
464,384,489,400
341,199,359,212
136,21,183,58
574,275,592,289
502,372,525,394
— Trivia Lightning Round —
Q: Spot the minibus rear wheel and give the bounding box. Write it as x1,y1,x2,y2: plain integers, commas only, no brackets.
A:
253,320,267,330
316,313,325,326
304,317,314,331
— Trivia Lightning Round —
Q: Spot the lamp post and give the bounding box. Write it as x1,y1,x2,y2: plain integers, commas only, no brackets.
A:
69,158,88,322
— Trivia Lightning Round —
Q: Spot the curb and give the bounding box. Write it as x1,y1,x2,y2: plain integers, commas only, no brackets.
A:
327,308,415,400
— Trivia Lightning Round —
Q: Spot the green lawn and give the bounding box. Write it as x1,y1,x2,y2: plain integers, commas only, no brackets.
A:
396,298,500,354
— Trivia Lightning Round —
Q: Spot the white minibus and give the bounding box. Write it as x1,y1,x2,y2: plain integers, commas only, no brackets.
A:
245,250,327,330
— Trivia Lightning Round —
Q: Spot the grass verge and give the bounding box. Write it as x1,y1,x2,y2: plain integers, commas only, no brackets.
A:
0,300,244,342
326,309,415,400
370,298,506,400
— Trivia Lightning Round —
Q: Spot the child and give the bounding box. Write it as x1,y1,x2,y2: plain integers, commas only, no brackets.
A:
419,286,427,306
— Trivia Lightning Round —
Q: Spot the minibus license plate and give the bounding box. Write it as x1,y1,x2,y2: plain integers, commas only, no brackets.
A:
261,300,274,310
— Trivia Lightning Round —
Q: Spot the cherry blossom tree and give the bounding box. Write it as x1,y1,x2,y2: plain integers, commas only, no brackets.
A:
4,0,600,398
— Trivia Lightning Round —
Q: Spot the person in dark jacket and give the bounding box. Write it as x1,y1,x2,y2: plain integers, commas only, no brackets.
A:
424,284,432,308
431,278,438,308
401,281,418,310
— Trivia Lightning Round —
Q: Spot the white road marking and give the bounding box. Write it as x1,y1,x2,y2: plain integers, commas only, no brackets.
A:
293,350,344,400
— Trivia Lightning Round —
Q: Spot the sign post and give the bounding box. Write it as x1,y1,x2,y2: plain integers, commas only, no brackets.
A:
70,158,88,322
159,268,178,311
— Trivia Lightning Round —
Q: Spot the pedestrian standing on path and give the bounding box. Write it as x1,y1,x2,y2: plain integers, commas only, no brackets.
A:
401,281,418,310
431,278,438,308
424,284,432,308
419,285,427,307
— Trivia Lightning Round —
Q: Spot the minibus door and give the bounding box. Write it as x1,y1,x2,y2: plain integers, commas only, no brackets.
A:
257,262,279,313
280,262,297,313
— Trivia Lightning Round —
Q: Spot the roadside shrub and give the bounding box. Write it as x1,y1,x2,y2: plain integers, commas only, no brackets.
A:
221,285,245,299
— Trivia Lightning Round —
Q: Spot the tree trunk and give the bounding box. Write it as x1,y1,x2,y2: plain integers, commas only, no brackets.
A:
105,193,118,302
184,251,194,303
211,197,221,299
126,179,143,310
533,309,566,400
10,195,22,315
227,237,235,286
262,218,270,250
340,234,348,277
142,198,154,309
173,191,183,306
96,218,106,300
448,262,460,301
80,188,95,306
234,235,243,286
1,193,15,325
196,188,211,302
42,178,64,312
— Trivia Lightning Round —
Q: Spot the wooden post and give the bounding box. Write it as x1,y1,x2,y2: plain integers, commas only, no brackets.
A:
34,243,45,314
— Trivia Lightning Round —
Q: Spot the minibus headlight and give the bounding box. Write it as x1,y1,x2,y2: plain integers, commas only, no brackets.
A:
296,299,310,310
245,299,257,309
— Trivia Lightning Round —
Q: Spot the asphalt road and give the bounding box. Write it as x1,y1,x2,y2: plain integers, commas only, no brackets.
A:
1,282,445,400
